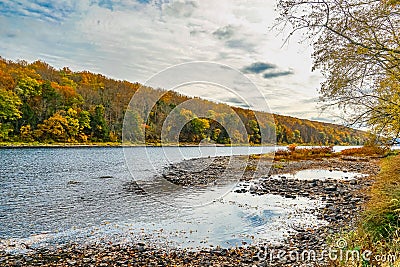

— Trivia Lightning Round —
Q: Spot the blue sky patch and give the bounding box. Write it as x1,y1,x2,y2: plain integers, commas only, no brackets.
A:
0,0,75,22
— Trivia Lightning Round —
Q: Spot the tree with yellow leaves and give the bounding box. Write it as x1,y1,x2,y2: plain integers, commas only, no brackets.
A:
277,0,400,143
0,89,22,140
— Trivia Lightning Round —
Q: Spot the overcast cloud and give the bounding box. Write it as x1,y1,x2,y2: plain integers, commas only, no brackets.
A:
0,0,339,123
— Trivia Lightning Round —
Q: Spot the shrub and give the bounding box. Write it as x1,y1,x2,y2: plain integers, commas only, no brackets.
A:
287,143,297,152
340,145,388,157
274,146,335,161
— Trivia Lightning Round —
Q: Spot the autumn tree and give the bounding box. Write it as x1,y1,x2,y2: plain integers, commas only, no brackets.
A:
248,120,261,144
34,108,88,142
190,117,210,142
123,109,144,143
40,81,62,121
14,77,42,129
292,129,302,143
35,112,70,142
0,57,367,145
20,125,34,142
0,89,22,140
277,0,400,143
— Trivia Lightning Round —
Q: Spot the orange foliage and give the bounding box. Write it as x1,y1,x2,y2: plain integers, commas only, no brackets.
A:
340,146,388,157
51,82,77,99
274,146,335,160
0,69,16,90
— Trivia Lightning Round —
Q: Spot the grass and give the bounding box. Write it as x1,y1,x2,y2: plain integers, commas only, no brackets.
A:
329,155,400,266
268,144,392,161
247,145,338,161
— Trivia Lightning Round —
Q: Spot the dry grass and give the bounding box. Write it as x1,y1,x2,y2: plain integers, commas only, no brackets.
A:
274,145,336,161
247,146,337,161
329,155,400,266
362,156,400,242
340,146,389,157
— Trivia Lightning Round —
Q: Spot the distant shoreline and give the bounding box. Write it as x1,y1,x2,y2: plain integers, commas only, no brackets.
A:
0,142,359,149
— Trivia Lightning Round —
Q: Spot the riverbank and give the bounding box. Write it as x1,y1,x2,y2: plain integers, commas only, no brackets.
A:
1,243,266,267
160,155,380,264
0,142,235,148
0,141,366,148
1,152,381,266
0,142,123,148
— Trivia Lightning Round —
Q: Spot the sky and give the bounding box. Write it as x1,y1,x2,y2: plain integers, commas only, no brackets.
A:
0,0,337,123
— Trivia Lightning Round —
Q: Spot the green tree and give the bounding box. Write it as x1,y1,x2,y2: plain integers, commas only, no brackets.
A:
90,105,109,141
168,108,195,142
248,120,261,144
318,132,327,145
15,76,41,99
124,109,144,143
211,128,221,142
191,117,210,142
15,80,59,131
78,110,91,132
292,129,302,143
0,89,22,122
40,81,61,120
0,89,22,140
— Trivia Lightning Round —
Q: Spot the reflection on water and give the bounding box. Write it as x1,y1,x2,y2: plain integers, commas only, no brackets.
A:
272,169,366,181
0,146,334,252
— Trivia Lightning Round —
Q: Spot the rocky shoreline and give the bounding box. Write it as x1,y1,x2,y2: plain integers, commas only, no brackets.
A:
1,156,380,266
159,156,380,264
161,155,379,185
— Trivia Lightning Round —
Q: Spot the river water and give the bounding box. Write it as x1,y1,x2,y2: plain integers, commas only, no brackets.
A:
0,146,355,252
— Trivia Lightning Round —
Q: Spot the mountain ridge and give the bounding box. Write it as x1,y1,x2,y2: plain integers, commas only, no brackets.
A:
0,57,365,145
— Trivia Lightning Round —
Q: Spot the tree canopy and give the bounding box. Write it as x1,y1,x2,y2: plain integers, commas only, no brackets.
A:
0,57,364,145
277,0,400,143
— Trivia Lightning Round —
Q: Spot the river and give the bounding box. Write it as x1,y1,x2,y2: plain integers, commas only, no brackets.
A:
0,146,356,252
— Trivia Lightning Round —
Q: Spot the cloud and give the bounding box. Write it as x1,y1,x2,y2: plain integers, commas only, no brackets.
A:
263,70,294,79
242,62,276,74
5,32,17,38
301,97,320,104
97,0,115,10
91,0,162,12
188,22,208,36
241,62,294,81
212,25,235,40
223,97,251,108
225,39,256,52
0,0,327,122
310,117,337,123
0,0,77,22
162,0,198,17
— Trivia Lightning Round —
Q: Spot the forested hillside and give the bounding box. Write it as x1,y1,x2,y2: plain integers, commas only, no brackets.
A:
0,57,364,145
